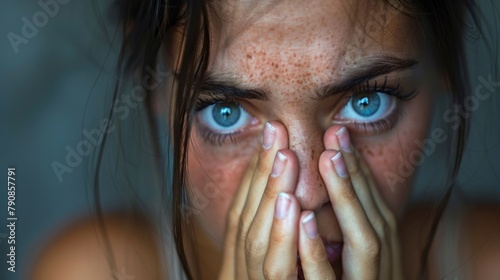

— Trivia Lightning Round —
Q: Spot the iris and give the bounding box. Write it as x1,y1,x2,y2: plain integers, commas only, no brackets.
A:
212,102,241,127
352,93,381,117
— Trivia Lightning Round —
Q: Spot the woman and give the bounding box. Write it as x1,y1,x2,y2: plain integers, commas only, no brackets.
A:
31,0,500,279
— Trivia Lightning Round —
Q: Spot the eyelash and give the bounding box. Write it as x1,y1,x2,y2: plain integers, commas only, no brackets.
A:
351,109,402,134
351,76,417,100
343,77,415,135
195,94,245,146
194,77,416,144
196,124,241,146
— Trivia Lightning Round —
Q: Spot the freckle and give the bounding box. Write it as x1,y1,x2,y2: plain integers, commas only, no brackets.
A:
246,53,253,59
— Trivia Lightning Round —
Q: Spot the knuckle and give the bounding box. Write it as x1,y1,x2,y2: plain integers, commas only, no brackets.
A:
256,153,272,176
339,184,356,202
362,235,381,258
263,184,278,201
262,263,279,279
263,262,296,280
269,229,285,244
372,218,387,240
240,210,254,232
348,161,361,176
245,237,266,266
309,245,328,262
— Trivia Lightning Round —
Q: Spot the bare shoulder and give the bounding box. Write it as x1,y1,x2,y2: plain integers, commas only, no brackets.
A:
463,205,500,279
30,212,164,280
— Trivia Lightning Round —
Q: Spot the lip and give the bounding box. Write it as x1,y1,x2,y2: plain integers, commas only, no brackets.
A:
297,239,343,279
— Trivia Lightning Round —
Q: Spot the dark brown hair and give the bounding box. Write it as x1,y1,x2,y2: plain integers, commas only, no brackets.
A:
92,0,494,279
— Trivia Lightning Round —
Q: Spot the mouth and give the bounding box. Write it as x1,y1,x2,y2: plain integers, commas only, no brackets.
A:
297,239,343,279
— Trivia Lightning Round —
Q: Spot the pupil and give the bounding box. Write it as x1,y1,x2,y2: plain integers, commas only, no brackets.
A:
352,93,381,117
212,102,241,127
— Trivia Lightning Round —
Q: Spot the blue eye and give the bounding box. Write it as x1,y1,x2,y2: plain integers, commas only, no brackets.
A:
197,102,252,133
338,92,395,122
352,93,381,117
212,103,241,127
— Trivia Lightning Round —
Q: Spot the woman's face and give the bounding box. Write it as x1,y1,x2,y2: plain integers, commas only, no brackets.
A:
185,0,438,245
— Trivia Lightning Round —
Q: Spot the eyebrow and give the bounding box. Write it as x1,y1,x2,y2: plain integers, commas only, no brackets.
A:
200,55,418,100
200,76,270,100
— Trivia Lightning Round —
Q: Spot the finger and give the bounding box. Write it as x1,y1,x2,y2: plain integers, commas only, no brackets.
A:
327,126,392,278
246,150,298,278
358,154,402,279
357,153,396,231
298,211,336,280
262,193,301,279
219,153,258,279
241,121,289,226
324,126,382,226
319,149,379,280
236,121,289,278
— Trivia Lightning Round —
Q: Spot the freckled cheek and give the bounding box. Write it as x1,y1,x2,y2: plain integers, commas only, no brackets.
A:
185,134,259,243
354,94,432,215
359,144,413,214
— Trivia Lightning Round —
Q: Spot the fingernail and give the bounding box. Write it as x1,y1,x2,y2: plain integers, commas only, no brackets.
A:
263,122,276,149
302,212,318,239
271,151,287,178
335,126,351,153
275,192,291,219
331,151,348,178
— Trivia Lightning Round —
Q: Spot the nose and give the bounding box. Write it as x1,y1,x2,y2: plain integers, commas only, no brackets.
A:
285,120,330,211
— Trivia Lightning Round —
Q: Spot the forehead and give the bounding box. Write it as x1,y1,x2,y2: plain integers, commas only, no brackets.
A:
209,0,422,92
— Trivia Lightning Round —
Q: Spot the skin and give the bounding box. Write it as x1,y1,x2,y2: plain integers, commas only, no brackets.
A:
26,1,500,279
185,0,435,278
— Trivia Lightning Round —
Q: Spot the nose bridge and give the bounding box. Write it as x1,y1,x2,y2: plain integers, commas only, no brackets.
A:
285,119,329,211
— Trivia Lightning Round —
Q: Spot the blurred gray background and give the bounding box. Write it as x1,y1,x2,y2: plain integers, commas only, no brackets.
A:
1,1,499,280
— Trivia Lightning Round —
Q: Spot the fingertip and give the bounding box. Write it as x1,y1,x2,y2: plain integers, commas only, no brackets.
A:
274,192,292,219
276,149,298,169
324,125,343,150
298,211,336,280
318,149,339,176
331,151,348,179
274,192,300,222
266,120,289,147
301,211,318,239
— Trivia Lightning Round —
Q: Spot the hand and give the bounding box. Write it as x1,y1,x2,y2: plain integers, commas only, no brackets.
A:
218,121,301,279
218,123,403,279
298,125,403,279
